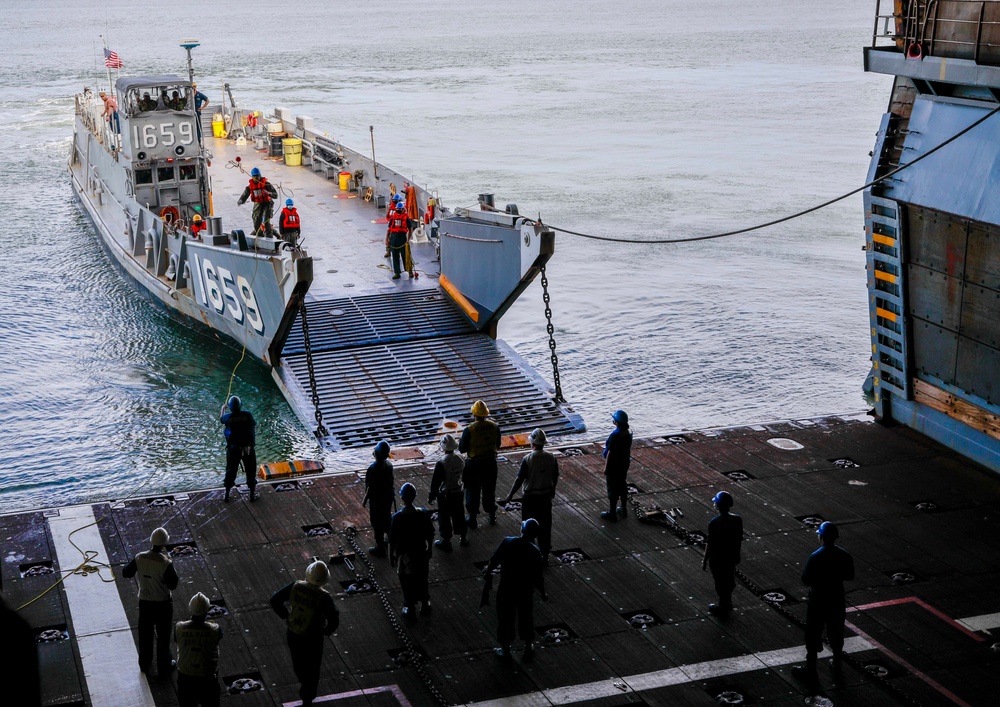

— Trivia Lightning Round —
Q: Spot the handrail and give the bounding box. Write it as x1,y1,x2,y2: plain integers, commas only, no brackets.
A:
873,0,1000,62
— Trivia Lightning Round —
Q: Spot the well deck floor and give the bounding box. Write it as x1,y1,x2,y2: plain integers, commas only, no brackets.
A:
4,415,1000,706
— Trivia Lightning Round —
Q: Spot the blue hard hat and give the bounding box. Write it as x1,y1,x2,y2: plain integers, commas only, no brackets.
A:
400,483,416,502
392,194,403,202
228,396,241,412
286,198,294,207
374,440,390,459
521,518,539,538
250,167,261,177
395,203,405,212
712,491,733,509
612,410,629,424
817,521,839,540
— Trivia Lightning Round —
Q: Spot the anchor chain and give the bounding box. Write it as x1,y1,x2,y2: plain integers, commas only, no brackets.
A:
626,493,925,707
539,264,565,403
341,530,450,706
298,299,329,438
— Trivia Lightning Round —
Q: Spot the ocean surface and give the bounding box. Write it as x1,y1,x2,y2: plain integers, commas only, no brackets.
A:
0,0,889,513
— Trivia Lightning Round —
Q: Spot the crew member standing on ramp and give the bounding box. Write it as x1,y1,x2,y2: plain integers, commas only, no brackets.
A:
701,491,742,617
220,396,257,503
460,400,502,528
174,592,223,707
601,410,633,521
363,440,395,557
122,527,179,677
389,483,436,617
270,561,339,707
278,198,301,246
386,202,409,280
791,521,855,684
484,518,547,662
503,428,559,562
428,434,467,550
237,167,278,236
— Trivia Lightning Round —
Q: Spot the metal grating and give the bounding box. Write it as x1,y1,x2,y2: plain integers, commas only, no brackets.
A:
282,291,475,355
866,193,910,414
282,334,582,449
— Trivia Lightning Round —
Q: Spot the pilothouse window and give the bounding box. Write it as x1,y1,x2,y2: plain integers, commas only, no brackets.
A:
179,165,196,181
157,166,175,182
135,169,153,185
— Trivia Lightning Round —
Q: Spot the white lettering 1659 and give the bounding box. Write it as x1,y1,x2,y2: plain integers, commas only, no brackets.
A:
132,121,195,149
193,254,264,334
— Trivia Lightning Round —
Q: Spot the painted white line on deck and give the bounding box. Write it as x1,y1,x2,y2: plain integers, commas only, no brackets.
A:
466,636,872,706
48,504,155,707
957,611,1000,633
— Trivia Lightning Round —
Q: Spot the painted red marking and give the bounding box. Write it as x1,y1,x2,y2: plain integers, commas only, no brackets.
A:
848,596,984,642
845,620,972,707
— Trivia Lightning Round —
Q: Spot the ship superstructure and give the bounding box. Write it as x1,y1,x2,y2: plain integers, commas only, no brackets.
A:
864,0,1000,474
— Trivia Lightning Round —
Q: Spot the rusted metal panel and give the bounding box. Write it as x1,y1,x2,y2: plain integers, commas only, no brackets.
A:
908,263,965,331
907,205,968,278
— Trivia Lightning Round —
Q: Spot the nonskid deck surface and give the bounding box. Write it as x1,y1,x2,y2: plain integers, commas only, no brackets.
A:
6,416,1000,706
283,335,577,450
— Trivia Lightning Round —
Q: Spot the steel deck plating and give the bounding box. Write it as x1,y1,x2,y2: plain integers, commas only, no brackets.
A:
4,415,1000,706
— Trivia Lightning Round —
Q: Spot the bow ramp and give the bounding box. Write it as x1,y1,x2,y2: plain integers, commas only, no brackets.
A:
274,289,584,450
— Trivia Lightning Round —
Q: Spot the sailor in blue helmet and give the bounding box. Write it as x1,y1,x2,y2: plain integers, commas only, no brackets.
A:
484,518,547,662
362,441,395,556
791,521,856,684
220,395,257,502
701,491,743,617
237,166,278,236
388,483,436,617
278,197,301,246
601,410,633,521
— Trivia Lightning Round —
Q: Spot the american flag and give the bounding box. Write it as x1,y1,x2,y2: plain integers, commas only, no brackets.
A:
104,48,123,69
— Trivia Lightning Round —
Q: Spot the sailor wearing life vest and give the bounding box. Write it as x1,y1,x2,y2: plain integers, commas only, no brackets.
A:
278,198,301,246
386,203,410,280
460,400,503,528
236,167,278,236
270,561,339,707
220,396,257,503
384,193,404,257
122,527,180,676
502,428,559,561
174,592,223,706
190,213,206,240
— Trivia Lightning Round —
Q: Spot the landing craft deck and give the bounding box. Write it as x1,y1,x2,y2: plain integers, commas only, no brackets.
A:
5,417,1000,706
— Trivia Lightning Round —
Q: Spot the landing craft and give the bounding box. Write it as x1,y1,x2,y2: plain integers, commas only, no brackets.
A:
70,47,585,449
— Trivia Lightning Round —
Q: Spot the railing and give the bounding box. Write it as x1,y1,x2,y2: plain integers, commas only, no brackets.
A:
75,92,120,153
872,0,1000,64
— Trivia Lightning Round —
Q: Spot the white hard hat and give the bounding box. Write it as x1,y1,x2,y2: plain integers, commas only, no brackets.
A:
306,560,329,586
529,428,547,446
150,527,169,546
189,592,211,616
440,434,458,452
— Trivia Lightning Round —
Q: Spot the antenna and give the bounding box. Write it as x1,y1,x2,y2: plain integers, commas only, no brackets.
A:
180,38,200,85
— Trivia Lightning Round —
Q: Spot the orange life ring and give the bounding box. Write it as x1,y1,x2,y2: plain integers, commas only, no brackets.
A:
160,206,180,224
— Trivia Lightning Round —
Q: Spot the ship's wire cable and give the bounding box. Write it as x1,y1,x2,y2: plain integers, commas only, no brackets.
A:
529,104,1000,244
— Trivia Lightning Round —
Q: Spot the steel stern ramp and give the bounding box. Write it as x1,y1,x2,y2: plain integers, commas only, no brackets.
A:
276,291,584,450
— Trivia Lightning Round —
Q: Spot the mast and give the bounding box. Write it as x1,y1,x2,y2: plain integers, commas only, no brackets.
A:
180,39,211,216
